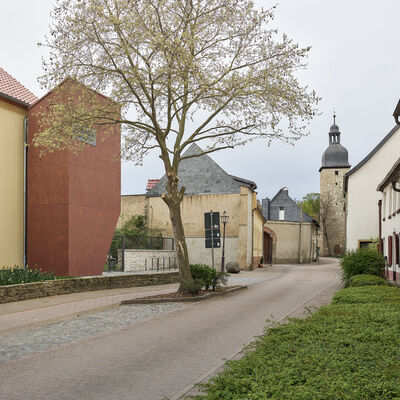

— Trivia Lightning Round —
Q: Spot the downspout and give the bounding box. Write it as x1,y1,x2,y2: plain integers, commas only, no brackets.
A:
23,116,28,268
251,208,254,269
378,200,383,254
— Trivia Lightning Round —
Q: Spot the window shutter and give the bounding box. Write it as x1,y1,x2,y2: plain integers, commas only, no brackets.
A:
388,235,393,266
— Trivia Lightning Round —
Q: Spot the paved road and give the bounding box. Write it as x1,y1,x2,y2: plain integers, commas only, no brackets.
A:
0,259,341,400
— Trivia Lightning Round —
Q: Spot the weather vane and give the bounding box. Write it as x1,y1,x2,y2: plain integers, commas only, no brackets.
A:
333,108,336,124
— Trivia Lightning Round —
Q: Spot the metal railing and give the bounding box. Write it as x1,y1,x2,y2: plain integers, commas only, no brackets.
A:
106,234,175,272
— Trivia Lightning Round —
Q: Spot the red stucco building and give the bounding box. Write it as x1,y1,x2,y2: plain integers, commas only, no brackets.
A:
27,79,121,276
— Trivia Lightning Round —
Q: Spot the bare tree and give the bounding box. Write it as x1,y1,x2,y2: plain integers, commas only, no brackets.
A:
35,0,319,292
319,192,345,256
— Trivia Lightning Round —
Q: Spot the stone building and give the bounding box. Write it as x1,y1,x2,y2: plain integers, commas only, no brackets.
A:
119,144,264,271
262,189,318,264
319,117,350,256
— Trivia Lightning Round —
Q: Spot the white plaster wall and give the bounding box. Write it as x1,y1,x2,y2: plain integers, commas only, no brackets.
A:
346,127,400,250
185,236,238,269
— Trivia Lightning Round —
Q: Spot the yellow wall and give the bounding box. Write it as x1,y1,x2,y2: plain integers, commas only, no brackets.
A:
118,189,264,270
0,99,26,266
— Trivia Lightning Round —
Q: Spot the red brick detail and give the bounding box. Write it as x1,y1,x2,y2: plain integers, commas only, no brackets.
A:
146,179,160,191
0,67,38,105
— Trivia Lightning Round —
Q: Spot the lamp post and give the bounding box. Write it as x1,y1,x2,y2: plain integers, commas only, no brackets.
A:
220,211,229,272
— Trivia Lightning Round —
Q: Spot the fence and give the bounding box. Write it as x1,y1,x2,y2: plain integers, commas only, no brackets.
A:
107,235,176,272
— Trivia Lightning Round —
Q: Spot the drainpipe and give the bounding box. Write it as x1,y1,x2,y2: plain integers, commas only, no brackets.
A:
378,200,383,254
23,116,28,268
298,204,303,263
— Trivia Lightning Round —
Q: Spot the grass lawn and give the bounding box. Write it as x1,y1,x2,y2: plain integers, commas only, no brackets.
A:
196,285,400,399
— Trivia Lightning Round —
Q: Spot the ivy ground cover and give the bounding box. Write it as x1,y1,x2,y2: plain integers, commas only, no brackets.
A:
197,285,400,399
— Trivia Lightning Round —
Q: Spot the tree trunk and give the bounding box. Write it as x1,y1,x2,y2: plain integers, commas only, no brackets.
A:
168,197,194,292
162,170,194,293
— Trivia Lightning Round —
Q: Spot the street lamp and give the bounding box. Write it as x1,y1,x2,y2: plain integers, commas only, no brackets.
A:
220,211,229,272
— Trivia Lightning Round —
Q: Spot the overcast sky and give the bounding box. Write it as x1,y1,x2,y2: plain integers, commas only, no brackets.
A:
1,1,400,201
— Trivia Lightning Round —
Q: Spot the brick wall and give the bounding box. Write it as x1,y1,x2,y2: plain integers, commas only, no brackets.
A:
0,272,179,304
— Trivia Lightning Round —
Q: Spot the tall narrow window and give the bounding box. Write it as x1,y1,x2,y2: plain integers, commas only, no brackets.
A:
279,206,285,221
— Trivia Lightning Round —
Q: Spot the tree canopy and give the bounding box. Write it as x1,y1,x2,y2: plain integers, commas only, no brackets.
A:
37,0,319,291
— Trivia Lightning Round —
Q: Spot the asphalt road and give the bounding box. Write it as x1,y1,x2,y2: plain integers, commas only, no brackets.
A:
0,260,341,400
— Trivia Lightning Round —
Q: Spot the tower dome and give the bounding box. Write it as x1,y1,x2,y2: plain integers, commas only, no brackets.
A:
320,117,350,170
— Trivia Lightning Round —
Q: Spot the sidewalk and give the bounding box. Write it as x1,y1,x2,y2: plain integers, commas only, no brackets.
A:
0,282,178,334
0,264,326,335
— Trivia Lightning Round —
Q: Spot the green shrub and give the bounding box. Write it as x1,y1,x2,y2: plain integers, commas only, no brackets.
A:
0,266,55,286
190,264,229,291
198,285,400,399
180,279,203,295
340,247,385,287
349,274,387,287
332,285,400,305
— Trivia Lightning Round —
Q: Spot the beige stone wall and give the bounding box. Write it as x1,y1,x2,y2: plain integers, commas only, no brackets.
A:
0,272,179,304
0,99,26,267
265,221,316,264
119,249,177,272
118,189,263,270
118,194,146,228
320,167,349,256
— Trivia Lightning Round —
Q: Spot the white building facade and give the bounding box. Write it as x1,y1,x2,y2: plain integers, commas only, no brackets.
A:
377,157,400,283
345,125,400,251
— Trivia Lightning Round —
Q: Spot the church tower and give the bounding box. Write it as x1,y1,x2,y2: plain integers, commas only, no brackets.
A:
319,115,350,256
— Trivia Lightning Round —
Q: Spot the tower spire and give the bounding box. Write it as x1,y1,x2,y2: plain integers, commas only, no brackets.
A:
333,108,336,125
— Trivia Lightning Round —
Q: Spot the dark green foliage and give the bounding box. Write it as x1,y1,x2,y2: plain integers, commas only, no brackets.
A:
110,215,163,259
0,266,55,286
197,285,400,399
298,192,320,220
190,264,229,291
180,279,203,295
340,247,385,287
349,274,387,287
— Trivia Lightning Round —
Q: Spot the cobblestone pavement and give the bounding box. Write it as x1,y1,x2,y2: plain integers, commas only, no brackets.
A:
0,303,183,365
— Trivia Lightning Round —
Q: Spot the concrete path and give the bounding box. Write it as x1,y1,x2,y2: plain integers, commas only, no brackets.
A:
0,259,342,400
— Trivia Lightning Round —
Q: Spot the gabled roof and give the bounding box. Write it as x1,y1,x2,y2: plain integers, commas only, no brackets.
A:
0,67,38,107
146,143,257,197
146,179,160,191
345,125,399,180
263,189,314,223
377,156,400,192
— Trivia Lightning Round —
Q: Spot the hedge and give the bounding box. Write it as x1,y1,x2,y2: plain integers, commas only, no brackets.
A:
196,285,400,399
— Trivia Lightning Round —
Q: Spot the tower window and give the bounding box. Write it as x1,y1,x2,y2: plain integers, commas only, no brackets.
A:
335,170,339,175
279,206,285,221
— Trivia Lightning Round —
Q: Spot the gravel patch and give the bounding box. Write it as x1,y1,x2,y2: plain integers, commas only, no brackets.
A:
0,303,183,364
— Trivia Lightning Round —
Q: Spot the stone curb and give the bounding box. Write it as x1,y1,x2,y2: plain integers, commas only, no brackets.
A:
120,285,247,304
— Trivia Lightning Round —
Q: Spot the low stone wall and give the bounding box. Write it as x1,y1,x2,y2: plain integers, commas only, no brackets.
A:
119,249,177,272
0,272,180,304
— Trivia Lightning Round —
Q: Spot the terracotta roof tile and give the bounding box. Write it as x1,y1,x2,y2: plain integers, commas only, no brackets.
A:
146,179,160,191
0,67,38,106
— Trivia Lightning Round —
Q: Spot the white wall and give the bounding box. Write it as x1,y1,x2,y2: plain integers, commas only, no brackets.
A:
346,126,400,250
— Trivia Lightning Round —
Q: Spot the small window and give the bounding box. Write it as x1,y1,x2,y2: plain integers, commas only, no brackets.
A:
279,206,285,221
335,170,338,175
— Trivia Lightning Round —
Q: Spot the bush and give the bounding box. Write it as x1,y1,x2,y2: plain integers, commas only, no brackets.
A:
0,266,55,286
349,274,387,287
340,247,385,287
199,285,400,399
180,279,203,295
332,285,400,306
190,264,229,291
